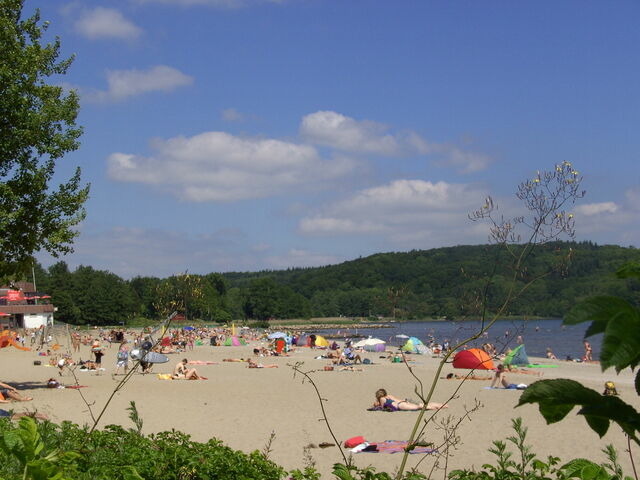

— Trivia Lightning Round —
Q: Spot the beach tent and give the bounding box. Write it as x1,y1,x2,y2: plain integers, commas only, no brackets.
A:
503,345,529,367
452,348,495,370
314,335,330,348
401,337,430,355
354,337,386,352
223,336,247,346
294,334,309,346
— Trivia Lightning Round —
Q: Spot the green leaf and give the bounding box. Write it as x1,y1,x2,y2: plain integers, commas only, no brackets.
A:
519,380,640,442
564,296,635,333
635,370,640,396
600,309,640,371
616,262,640,280
562,458,601,477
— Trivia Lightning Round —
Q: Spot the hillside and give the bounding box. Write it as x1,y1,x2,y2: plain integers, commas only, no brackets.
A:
222,241,640,319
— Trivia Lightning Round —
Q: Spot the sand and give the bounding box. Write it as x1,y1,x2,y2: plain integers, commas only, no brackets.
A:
1,335,639,478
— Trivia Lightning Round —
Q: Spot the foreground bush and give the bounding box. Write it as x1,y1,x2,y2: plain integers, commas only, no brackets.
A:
0,416,285,480
1,414,633,480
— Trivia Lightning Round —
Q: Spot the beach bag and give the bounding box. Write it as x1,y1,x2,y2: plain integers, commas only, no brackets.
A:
344,436,366,448
604,381,618,396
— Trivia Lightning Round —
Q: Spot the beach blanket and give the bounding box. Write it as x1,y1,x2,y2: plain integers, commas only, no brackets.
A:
367,406,402,412
356,441,437,454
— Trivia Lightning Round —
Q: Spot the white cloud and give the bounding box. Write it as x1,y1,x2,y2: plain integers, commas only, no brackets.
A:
300,111,433,156
574,202,619,216
299,179,490,247
83,65,193,103
221,108,245,122
74,7,142,40
624,187,640,210
444,147,492,174
300,110,492,173
107,131,357,202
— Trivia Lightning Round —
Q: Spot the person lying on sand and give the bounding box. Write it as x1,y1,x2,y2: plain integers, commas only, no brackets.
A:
442,373,492,380
0,381,33,402
340,366,363,371
373,388,447,411
490,364,527,389
505,365,542,376
173,358,203,379
223,358,245,362
247,359,278,368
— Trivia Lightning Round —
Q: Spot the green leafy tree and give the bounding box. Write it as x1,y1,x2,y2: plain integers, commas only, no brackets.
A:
154,273,204,320
1,1,89,281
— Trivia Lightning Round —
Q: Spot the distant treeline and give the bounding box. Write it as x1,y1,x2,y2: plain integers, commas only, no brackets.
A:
29,241,639,325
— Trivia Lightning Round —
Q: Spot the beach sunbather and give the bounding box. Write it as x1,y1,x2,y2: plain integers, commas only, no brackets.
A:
247,359,278,368
0,381,33,402
173,358,202,379
491,364,527,389
442,373,492,380
373,388,447,411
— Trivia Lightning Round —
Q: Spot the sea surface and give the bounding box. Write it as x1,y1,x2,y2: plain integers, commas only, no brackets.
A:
315,318,601,361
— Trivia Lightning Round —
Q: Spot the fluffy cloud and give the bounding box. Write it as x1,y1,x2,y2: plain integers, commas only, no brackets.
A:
84,65,193,102
300,111,433,156
74,7,142,40
299,179,490,247
107,132,357,201
574,202,619,216
300,111,491,173
221,108,245,122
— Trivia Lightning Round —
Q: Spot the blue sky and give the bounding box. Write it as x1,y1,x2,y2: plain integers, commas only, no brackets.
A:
31,0,639,278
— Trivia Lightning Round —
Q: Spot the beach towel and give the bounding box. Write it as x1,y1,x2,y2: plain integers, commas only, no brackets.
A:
354,441,437,454
367,405,400,412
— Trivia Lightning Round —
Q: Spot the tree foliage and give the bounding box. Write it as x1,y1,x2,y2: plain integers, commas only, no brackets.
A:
0,0,89,281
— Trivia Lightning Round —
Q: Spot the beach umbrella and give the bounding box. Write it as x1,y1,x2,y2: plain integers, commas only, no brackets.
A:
183,326,195,331
267,332,287,339
395,334,409,339
353,337,384,347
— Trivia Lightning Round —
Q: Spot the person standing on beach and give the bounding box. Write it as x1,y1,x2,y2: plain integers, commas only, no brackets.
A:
583,340,593,362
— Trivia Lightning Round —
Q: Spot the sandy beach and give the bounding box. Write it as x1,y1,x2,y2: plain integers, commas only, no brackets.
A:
1,333,638,478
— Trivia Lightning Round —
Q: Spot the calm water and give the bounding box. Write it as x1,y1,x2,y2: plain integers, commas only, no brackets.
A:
316,318,600,361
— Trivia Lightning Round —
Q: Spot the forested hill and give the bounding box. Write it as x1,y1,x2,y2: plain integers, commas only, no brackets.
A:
30,241,639,325
222,241,640,319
